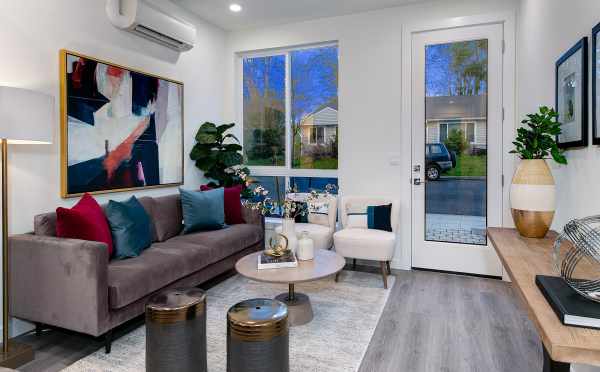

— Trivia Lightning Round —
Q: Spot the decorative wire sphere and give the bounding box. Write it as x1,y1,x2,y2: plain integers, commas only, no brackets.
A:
553,216,600,303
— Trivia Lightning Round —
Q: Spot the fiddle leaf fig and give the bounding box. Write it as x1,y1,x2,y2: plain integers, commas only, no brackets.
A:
509,106,567,165
190,122,249,189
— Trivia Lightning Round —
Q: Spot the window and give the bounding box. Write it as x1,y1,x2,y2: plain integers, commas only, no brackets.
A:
240,44,339,206
467,122,475,143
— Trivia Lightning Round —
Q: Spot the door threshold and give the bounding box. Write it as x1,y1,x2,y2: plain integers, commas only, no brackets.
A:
412,267,502,280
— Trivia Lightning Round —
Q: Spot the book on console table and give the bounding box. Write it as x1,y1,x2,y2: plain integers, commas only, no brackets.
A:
536,275,600,330
258,252,298,270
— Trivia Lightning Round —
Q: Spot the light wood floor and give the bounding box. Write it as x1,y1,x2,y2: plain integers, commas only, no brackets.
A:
16,268,541,372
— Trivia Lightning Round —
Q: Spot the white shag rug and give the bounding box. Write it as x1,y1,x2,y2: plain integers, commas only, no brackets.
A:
62,270,394,372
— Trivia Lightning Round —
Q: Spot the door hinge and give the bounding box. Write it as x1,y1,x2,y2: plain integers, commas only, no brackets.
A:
502,40,506,54
502,174,505,187
502,107,505,122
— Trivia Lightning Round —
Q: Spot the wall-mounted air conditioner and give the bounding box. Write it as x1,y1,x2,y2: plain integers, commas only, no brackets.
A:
106,0,196,52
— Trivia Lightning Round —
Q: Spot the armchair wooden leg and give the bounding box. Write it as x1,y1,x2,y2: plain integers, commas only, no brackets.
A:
380,261,388,289
335,272,340,282
386,261,391,274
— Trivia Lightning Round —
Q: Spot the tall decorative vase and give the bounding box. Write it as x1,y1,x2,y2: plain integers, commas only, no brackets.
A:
281,218,298,254
510,159,556,238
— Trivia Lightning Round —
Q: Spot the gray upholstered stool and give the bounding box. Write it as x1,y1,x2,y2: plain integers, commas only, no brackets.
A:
146,288,207,372
227,298,289,372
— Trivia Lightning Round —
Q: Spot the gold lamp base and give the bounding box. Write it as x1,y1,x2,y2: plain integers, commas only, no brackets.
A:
0,341,34,369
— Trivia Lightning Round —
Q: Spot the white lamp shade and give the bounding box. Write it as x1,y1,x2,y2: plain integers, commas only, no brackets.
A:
0,86,54,144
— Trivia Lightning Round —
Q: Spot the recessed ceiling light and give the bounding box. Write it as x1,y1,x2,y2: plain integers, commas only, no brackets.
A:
229,3,242,12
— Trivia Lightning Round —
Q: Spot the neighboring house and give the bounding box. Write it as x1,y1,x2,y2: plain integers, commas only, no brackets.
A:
299,106,338,155
425,95,487,152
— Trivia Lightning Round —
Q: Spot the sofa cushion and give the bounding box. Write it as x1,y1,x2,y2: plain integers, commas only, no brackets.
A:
200,184,245,225
135,196,158,242
107,224,263,309
169,223,263,263
108,242,206,309
151,194,183,241
56,193,114,257
105,196,153,259
180,188,225,233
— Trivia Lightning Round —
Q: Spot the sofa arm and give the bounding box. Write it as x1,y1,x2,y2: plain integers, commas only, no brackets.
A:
9,234,110,337
242,205,265,230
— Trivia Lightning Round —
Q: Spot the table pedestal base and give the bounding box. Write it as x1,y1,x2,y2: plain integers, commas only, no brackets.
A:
275,284,313,327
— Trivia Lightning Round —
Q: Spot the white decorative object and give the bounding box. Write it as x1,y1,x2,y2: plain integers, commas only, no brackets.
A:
281,218,298,254
297,231,315,261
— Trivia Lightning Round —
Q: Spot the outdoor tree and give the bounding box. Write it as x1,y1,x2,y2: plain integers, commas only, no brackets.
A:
444,129,469,155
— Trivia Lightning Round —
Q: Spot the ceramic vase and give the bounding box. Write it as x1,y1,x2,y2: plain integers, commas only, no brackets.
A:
297,231,315,261
281,218,298,254
510,159,555,238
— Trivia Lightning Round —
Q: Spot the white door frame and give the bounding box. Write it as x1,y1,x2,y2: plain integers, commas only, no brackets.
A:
396,12,516,271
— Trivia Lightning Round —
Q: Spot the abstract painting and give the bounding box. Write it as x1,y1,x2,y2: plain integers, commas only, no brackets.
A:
60,50,183,197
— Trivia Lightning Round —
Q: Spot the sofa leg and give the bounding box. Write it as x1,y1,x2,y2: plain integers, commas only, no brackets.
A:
386,261,392,275
35,322,43,337
104,330,113,354
352,258,357,270
380,261,388,289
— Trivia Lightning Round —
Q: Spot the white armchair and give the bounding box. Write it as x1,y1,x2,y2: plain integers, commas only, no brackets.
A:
333,196,399,288
275,195,338,250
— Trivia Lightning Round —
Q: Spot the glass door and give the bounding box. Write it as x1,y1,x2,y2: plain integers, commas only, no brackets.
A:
411,24,503,276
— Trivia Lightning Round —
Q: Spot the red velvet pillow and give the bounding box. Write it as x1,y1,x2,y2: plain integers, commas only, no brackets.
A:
56,193,114,257
200,185,245,225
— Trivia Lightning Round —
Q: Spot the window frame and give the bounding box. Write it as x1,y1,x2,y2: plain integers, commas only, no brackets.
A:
236,41,339,180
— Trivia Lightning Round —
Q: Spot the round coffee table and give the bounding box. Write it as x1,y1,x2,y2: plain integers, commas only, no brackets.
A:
235,249,345,326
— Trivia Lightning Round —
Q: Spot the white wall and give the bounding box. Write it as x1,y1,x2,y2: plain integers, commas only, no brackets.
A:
0,0,226,334
224,0,518,270
517,1,600,371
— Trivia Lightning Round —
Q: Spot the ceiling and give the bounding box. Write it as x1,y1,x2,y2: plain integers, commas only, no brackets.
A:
174,0,428,31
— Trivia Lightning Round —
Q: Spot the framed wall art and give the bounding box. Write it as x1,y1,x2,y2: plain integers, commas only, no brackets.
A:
593,23,600,144
555,37,588,149
60,50,184,197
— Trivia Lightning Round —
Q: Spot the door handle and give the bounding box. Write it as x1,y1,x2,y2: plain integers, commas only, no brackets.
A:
413,178,423,185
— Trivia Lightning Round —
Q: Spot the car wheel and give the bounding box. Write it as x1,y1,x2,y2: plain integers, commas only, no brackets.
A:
426,165,441,181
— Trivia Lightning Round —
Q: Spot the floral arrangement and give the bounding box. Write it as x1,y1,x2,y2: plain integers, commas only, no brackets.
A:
242,183,337,219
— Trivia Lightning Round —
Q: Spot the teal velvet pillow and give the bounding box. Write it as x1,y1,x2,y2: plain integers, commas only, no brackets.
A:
180,188,225,234
105,196,152,259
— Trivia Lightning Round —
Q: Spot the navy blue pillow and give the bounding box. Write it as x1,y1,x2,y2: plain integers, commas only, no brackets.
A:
105,196,152,259
180,188,225,234
367,204,393,232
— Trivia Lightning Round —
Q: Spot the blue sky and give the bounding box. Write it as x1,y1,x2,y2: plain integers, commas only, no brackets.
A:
243,46,338,124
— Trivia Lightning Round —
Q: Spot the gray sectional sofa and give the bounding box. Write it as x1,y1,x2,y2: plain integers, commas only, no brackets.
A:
8,193,264,353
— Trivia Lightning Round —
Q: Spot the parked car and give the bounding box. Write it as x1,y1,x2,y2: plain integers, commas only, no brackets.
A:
425,143,456,181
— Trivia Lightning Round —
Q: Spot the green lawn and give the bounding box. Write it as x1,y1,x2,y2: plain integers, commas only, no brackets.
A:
293,156,338,169
443,154,486,177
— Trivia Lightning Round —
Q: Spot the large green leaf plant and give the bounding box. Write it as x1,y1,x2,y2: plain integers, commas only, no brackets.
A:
509,106,567,165
190,122,250,192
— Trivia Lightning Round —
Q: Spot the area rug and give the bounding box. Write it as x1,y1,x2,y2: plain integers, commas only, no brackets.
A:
62,270,394,372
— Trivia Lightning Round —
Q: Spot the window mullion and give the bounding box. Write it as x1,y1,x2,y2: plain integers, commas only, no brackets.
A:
285,52,292,172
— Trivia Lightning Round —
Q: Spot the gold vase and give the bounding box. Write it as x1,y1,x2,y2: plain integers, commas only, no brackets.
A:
510,159,555,238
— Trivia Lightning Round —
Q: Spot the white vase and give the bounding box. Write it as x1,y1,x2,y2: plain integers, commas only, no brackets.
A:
509,159,556,238
281,218,298,254
297,231,315,261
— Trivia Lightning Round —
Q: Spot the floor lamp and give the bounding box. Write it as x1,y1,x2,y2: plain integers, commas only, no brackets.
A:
0,86,53,368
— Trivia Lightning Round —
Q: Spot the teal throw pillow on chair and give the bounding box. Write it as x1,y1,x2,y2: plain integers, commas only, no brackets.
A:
180,188,225,233
105,196,153,259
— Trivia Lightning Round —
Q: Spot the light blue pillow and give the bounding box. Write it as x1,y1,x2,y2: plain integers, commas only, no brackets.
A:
180,188,225,233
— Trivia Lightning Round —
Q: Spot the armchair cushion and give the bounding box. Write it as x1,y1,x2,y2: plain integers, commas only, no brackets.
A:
333,228,395,261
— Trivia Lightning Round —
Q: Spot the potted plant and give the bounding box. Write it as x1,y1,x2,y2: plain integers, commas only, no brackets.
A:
509,106,567,238
243,185,336,254
189,122,251,197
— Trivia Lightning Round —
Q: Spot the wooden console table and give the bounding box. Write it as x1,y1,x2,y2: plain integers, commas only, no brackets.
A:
488,228,600,372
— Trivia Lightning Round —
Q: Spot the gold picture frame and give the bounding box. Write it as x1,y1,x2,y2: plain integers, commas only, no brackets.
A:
59,49,185,198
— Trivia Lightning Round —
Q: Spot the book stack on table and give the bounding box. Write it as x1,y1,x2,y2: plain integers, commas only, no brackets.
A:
536,275,600,330
258,252,298,270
